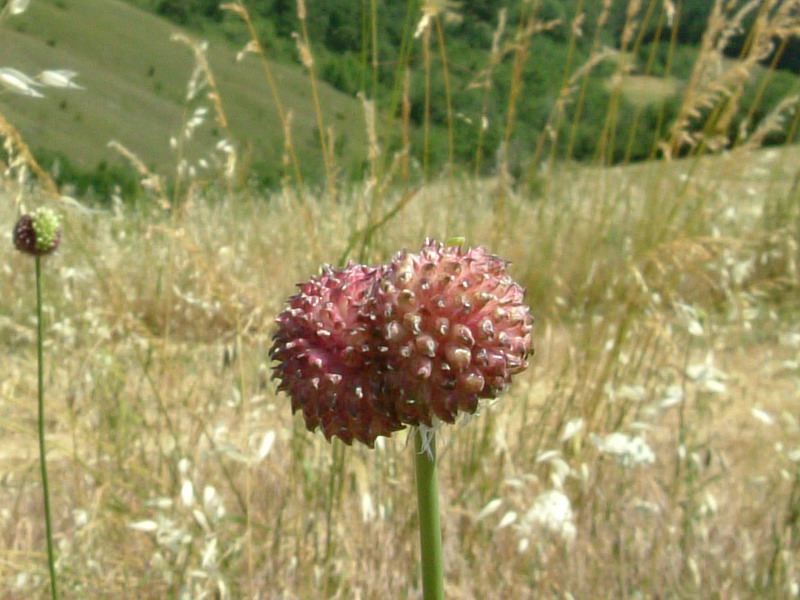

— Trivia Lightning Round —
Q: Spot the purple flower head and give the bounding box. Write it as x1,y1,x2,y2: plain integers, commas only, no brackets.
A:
370,239,533,426
271,240,533,446
270,262,403,447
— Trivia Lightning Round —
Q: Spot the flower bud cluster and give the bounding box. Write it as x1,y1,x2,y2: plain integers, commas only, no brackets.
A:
271,239,533,446
13,207,62,256
270,264,403,446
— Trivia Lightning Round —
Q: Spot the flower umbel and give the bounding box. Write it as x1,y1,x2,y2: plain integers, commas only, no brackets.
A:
371,239,533,426
13,208,62,256
270,262,403,447
271,239,533,445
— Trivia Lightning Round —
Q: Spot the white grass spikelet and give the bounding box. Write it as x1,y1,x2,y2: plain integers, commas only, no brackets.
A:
686,353,728,394
476,498,502,522
497,510,517,529
256,430,275,461
0,67,44,97
38,69,84,89
751,408,775,426
128,520,159,532
560,417,584,442
659,385,684,409
414,14,431,39
201,537,219,571
535,449,560,463
9,0,30,15
360,491,376,523
236,39,259,62
145,497,174,510
592,432,656,467
180,480,195,507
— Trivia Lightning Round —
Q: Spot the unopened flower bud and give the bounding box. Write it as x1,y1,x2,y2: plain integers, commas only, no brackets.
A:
13,207,62,256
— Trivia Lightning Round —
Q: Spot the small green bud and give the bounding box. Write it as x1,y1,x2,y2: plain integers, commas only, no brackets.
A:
445,236,465,248
13,207,62,256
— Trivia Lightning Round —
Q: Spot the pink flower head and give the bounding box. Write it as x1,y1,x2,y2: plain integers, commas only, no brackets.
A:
270,263,403,446
370,239,533,426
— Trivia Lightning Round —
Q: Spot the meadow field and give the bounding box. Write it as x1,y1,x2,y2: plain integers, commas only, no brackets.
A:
2,0,800,598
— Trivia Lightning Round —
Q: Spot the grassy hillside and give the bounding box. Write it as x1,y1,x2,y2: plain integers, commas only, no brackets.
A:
120,0,800,174
3,0,798,196
0,0,369,191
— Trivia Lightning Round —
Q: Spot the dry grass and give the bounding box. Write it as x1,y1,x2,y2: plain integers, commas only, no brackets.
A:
2,0,800,598
1,144,798,598
611,74,680,106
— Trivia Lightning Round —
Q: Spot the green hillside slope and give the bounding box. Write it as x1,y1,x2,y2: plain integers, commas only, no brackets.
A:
0,0,368,190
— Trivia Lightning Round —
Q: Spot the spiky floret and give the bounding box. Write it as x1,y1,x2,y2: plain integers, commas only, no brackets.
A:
13,208,62,256
270,263,403,447
370,239,533,426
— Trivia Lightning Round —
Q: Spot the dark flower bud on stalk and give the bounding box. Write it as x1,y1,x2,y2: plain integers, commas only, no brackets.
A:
270,262,404,447
13,208,62,256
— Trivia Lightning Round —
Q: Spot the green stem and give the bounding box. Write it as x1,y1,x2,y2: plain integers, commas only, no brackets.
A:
414,430,444,600
36,257,59,600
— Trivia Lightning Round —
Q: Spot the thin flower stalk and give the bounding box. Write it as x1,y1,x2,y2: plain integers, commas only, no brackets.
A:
13,208,62,600
36,255,59,600
415,430,444,600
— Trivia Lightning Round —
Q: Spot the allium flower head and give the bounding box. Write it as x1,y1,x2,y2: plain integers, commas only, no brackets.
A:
370,239,533,426
13,207,62,256
270,263,403,447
